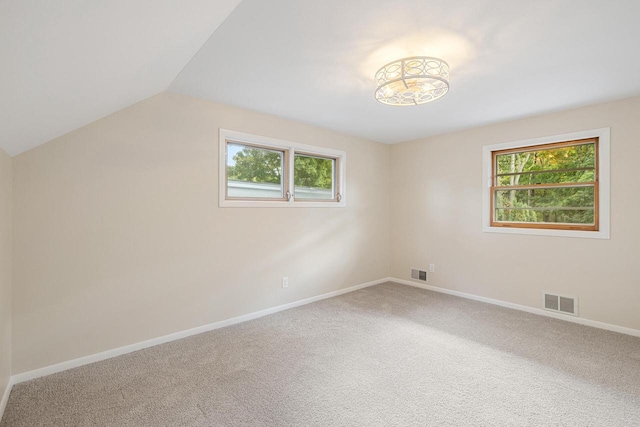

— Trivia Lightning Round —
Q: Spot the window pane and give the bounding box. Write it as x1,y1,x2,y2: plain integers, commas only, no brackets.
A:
226,143,284,199
294,154,334,200
494,186,595,224
495,208,595,224
495,142,596,185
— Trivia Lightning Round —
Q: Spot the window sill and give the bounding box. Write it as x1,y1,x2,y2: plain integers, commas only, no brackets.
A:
220,199,347,208
482,225,609,239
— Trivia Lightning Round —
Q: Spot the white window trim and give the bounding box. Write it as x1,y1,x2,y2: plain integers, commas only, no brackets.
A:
482,127,610,239
219,129,347,208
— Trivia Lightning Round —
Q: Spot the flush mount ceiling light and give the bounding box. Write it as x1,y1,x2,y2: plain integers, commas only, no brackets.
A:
374,56,450,106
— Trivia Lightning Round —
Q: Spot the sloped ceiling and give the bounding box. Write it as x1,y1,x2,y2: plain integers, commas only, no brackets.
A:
3,0,640,156
0,0,241,156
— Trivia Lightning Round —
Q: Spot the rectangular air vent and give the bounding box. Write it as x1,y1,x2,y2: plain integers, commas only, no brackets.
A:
410,268,428,282
544,293,559,311
543,292,578,316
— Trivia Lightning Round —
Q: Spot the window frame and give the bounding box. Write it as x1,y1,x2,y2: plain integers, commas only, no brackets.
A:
293,151,341,203
490,137,599,231
219,129,346,208
482,128,610,239
225,140,290,202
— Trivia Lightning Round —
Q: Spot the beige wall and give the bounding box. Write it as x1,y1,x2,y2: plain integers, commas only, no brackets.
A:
0,148,11,395
12,92,391,374
391,96,640,330
10,90,640,375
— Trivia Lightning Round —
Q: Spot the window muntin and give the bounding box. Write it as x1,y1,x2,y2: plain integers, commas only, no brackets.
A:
490,138,598,231
294,153,337,201
226,142,287,200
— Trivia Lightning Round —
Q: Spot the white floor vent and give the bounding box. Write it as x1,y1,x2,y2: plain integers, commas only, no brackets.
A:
410,268,428,282
543,293,578,316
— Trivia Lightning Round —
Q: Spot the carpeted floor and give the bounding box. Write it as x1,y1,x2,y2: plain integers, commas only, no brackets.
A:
2,282,640,426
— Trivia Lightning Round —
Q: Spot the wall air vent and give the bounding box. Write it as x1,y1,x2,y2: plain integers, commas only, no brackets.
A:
410,268,428,283
543,292,578,316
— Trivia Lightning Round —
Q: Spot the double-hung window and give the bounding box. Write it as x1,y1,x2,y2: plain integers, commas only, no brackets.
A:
482,128,610,239
219,129,346,207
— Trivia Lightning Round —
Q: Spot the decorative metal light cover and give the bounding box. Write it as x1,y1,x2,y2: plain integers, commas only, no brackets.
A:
374,56,450,106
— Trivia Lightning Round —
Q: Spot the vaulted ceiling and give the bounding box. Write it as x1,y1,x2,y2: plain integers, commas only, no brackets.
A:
0,0,242,156
3,0,640,156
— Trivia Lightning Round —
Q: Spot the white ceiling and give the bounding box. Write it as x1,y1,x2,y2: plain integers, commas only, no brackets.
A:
3,0,640,156
0,0,241,156
171,0,640,144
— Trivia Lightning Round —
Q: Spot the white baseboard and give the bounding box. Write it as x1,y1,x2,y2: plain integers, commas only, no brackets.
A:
11,277,391,385
0,377,13,423
10,276,639,390
391,277,640,338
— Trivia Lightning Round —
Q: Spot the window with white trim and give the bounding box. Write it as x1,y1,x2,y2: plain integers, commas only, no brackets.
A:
219,129,346,208
482,128,610,239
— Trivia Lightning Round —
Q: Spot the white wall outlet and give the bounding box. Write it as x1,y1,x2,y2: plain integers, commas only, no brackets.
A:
282,277,289,288
429,264,435,273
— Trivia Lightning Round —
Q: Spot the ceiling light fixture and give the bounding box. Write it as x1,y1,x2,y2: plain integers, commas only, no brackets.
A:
374,56,450,106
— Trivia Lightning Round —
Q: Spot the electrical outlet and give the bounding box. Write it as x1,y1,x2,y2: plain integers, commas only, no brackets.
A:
282,277,289,288
429,264,435,273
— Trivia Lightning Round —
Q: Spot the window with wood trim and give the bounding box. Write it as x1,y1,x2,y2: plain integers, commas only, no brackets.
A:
219,129,346,208
490,138,598,231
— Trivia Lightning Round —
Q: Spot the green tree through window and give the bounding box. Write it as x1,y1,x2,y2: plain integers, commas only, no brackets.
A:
492,139,598,229
221,131,345,206
294,155,333,189
227,146,283,185
227,146,334,191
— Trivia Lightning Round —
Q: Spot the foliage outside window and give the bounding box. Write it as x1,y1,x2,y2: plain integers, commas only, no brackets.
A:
226,142,287,200
294,153,337,200
219,129,345,207
491,138,598,231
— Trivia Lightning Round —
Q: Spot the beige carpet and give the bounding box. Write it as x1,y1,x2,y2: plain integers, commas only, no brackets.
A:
2,282,640,426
